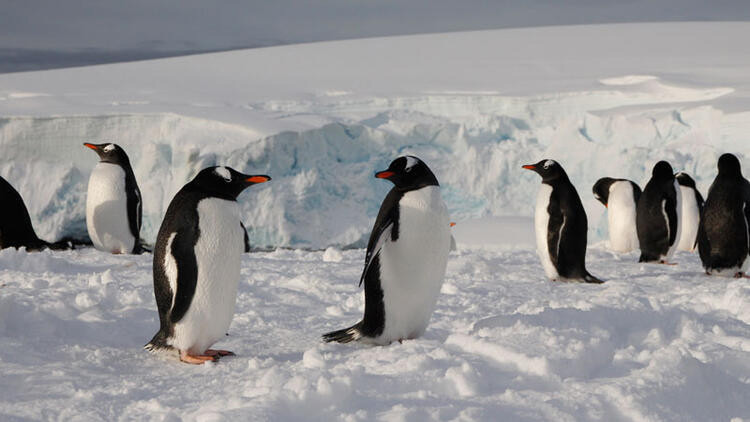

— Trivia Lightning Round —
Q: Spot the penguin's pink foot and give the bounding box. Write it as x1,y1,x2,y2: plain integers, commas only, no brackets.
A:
205,349,235,357
180,351,218,364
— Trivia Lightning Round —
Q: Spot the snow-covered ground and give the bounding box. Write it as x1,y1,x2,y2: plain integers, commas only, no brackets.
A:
1,22,750,248
2,22,750,420
1,237,749,421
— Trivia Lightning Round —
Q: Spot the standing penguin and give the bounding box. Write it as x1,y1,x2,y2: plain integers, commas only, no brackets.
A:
675,172,704,252
636,161,682,263
523,159,603,283
697,154,750,277
0,176,70,251
592,177,642,253
145,166,270,364
84,142,142,254
323,156,451,345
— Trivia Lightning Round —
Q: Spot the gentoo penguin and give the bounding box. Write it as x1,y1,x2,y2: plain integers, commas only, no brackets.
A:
84,142,142,254
675,172,704,252
697,153,750,277
0,176,70,251
323,156,451,345
592,177,642,253
523,159,603,283
145,166,270,364
636,161,682,263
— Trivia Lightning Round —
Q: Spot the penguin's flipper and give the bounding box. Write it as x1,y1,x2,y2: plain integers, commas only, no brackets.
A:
126,177,142,252
240,222,250,253
322,323,362,343
166,229,199,324
546,191,564,268
665,195,679,247
359,220,392,287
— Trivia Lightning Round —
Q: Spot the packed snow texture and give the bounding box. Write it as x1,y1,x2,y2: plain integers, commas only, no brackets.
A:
1,23,750,248
1,238,749,420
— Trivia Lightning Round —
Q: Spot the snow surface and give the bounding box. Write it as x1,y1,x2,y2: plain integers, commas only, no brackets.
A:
1,241,749,421
1,22,750,248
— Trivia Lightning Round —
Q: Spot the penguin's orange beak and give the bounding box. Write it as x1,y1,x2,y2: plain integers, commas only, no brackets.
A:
522,164,536,170
84,143,99,151
375,170,395,179
245,175,271,184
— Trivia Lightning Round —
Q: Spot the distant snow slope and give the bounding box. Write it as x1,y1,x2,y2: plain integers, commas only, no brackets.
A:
1,23,749,248
1,244,749,420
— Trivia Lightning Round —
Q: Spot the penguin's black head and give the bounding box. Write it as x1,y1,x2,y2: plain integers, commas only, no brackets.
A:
522,159,568,183
375,155,439,190
651,161,674,180
592,177,616,207
84,142,131,166
675,172,697,189
191,166,271,200
717,153,742,177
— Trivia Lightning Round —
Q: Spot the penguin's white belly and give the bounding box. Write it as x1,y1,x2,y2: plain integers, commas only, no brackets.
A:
607,183,639,253
86,163,134,254
664,180,683,260
534,184,559,279
170,198,243,354
376,186,450,344
677,186,699,252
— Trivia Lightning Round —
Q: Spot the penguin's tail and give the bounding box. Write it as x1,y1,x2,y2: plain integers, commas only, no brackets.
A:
144,331,175,354
583,272,605,284
322,323,362,343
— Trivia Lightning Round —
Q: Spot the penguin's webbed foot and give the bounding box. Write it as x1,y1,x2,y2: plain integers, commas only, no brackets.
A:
205,349,235,357
180,351,218,364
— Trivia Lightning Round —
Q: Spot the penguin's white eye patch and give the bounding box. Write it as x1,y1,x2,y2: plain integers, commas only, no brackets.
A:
214,167,231,181
404,156,419,172
543,160,555,169
103,144,115,153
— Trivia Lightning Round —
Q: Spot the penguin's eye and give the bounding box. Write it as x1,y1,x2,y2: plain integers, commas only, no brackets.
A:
103,144,115,153
543,160,554,169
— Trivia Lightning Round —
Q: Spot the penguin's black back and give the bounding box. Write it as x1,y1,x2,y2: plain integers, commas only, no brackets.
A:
0,176,47,250
148,187,206,349
546,176,591,279
697,159,750,271
636,163,678,262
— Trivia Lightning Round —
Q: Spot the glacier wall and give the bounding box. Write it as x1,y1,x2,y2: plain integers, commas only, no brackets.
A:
1,79,748,248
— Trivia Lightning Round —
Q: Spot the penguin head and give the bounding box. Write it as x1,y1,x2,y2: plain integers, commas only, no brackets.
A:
375,155,439,190
651,161,674,180
717,153,743,177
191,166,271,200
522,159,568,183
84,142,132,166
675,172,697,188
592,177,616,207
